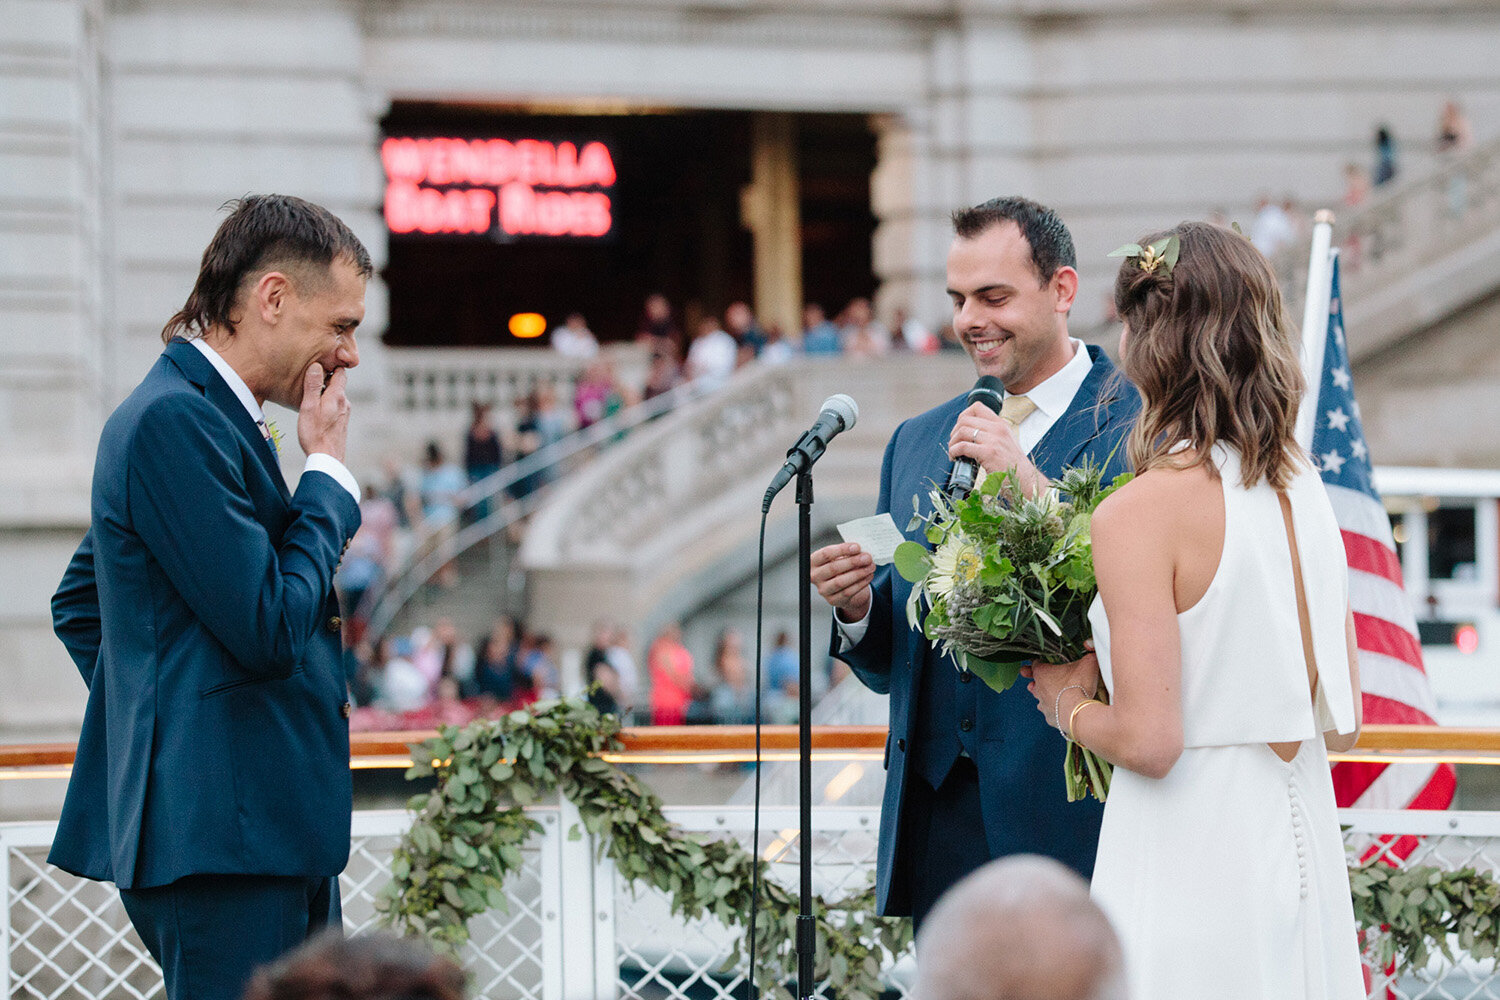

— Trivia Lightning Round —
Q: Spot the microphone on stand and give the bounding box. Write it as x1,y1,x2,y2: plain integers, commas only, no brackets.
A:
762,394,859,512
945,375,1005,498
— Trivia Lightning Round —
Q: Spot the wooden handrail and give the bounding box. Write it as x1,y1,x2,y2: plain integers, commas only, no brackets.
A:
1,724,1497,770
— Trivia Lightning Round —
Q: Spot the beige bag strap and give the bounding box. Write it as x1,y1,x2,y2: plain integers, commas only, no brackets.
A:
1277,490,1320,702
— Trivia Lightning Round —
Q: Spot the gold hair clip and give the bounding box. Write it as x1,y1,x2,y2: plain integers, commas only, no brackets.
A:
1107,234,1180,277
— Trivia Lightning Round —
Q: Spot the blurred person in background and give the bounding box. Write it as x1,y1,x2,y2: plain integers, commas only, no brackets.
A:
1249,193,1295,257
840,297,890,357
242,930,467,1000
373,635,429,714
462,402,504,520
523,634,560,699
648,622,694,725
642,349,682,402
800,302,842,356
709,627,755,725
760,322,796,365
574,358,622,429
418,441,464,588
685,314,738,385
1437,98,1474,217
915,856,1127,1000
550,311,600,360
1374,124,1397,186
636,292,682,360
513,382,569,497
474,615,527,703
763,629,800,724
724,300,766,357
606,624,641,721
335,485,398,637
891,306,936,353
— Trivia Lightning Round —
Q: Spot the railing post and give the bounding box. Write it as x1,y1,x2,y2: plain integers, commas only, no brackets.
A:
591,843,618,999
540,798,610,999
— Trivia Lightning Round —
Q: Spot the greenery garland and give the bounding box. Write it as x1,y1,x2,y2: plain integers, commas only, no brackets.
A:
376,698,912,999
375,696,1500,989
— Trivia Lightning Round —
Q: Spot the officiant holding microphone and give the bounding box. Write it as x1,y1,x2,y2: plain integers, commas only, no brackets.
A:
810,196,1138,929
49,195,369,1000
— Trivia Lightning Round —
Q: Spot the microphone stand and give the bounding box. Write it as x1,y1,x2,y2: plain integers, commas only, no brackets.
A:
795,467,815,1000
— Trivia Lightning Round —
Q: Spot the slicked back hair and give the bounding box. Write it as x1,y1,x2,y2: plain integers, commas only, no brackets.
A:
951,196,1077,286
161,194,373,344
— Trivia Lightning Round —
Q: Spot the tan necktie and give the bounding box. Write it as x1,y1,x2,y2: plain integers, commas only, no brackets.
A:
1001,394,1037,430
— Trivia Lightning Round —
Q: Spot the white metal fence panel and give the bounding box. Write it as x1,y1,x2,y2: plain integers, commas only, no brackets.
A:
6,806,1500,1000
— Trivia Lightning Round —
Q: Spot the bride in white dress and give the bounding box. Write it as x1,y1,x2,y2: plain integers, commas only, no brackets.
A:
1025,221,1366,1000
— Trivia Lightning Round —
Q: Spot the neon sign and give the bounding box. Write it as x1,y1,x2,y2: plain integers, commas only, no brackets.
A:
382,137,616,239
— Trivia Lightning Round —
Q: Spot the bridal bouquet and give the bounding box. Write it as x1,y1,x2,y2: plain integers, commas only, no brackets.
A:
892,461,1129,802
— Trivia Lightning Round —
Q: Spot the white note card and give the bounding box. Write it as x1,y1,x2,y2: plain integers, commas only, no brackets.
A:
836,513,905,565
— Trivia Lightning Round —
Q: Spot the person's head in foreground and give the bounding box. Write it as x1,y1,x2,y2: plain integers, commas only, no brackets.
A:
241,930,466,1000
914,855,1127,1000
1113,219,1304,489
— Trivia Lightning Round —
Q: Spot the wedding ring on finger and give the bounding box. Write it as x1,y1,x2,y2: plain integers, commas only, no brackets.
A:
971,428,979,442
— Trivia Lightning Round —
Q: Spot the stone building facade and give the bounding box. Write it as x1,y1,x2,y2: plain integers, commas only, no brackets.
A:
4,0,1500,763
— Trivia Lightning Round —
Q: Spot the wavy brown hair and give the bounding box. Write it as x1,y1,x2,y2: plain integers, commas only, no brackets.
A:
1113,220,1305,489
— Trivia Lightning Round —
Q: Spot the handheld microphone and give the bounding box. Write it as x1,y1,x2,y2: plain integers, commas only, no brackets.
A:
945,375,1005,498
763,394,859,511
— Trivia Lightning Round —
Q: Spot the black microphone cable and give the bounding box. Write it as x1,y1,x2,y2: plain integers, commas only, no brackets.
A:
748,507,769,998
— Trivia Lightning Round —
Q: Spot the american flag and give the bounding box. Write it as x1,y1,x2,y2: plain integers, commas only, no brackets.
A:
1311,256,1456,819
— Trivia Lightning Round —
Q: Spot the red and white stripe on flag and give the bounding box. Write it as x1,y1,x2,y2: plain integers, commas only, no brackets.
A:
1310,258,1455,823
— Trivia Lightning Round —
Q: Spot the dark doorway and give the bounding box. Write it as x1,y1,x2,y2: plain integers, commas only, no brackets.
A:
380,103,876,348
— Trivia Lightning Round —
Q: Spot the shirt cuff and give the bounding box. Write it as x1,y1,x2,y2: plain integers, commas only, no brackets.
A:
834,595,872,650
304,453,361,504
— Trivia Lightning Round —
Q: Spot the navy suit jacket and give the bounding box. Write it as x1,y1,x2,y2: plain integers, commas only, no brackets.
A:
834,345,1138,914
49,338,360,890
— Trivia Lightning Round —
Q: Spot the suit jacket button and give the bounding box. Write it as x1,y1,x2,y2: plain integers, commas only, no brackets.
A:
896,738,907,752
959,670,973,683
960,718,974,732
340,701,352,719
328,616,342,632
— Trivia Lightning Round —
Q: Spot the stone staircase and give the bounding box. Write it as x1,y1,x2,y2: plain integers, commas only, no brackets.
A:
1274,134,1500,361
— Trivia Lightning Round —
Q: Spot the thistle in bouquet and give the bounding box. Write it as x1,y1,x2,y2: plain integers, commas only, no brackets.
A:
891,459,1130,802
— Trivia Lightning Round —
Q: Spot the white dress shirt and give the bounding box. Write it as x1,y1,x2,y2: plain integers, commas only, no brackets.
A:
190,338,360,503
837,339,1094,645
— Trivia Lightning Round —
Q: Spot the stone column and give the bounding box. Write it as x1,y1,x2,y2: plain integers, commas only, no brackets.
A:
743,111,802,337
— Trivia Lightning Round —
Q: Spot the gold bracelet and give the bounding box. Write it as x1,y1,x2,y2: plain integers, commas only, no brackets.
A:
1066,697,1102,742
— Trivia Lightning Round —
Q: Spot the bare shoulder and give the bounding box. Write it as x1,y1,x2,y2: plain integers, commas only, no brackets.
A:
1093,463,1220,544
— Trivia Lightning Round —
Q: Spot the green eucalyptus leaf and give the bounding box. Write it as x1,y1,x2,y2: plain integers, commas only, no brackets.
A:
962,655,1022,693
1106,243,1143,258
893,541,933,583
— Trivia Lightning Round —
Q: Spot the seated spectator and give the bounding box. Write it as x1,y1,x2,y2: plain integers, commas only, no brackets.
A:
800,303,842,356
550,311,600,359
643,351,683,402
336,485,397,634
760,322,796,365
916,855,1127,1000
684,315,738,386
242,929,466,1000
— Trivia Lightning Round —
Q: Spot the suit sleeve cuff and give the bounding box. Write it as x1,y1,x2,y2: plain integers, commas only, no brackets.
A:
304,454,361,504
834,596,872,650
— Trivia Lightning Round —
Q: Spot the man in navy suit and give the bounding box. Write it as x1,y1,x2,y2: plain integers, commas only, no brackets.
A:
50,195,369,1000
811,197,1138,929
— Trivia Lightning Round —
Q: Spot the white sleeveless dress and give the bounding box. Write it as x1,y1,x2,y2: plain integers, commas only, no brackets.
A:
1088,447,1365,1000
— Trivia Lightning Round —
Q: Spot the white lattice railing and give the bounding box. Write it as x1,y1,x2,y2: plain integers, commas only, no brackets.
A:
7,803,1500,1000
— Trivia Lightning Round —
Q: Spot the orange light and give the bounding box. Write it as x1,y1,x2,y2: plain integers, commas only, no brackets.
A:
509,313,547,339
1457,624,1480,655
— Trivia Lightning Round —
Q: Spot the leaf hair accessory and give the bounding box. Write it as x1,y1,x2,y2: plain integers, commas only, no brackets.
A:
1107,233,1181,277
